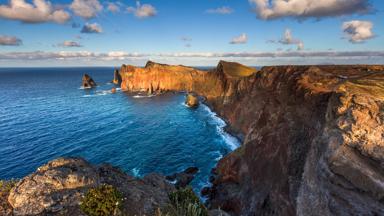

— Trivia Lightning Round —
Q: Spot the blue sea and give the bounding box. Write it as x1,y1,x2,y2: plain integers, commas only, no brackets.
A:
0,67,239,193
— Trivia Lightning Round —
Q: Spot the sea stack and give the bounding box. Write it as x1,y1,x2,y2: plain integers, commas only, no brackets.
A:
82,74,97,88
112,69,122,85
185,93,199,108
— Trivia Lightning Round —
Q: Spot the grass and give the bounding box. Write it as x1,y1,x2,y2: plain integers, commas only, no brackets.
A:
80,184,123,216
220,61,256,78
156,187,208,216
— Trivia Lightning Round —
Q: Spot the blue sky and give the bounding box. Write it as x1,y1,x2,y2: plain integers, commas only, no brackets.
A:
0,0,383,66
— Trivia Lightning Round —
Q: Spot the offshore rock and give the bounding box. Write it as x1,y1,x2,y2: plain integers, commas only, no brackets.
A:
81,74,97,88
166,167,199,188
7,157,175,216
185,93,199,108
112,69,122,85
120,61,384,215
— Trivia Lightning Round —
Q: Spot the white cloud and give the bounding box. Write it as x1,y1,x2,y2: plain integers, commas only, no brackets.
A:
107,2,120,13
70,0,103,19
206,6,233,14
342,20,374,43
1,51,383,61
272,29,304,50
0,0,70,23
81,23,103,33
58,41,82,47
0,35,22,46
127,2,157,18
230,33,248,44
249,0,371,20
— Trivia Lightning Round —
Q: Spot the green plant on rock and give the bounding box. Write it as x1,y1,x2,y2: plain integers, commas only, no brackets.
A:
157,187,208,216
80,184,123,216
0,179,18,193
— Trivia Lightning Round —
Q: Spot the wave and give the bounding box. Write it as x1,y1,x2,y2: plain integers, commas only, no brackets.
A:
201,104,241,150
131,167,141,177
81,88,121,98
133,94,155,98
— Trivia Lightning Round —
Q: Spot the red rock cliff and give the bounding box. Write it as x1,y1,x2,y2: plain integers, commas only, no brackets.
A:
120,61,384,215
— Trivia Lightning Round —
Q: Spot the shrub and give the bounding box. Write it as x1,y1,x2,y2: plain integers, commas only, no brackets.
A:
157,187,208,216
80,184,123,216
0,179,18,193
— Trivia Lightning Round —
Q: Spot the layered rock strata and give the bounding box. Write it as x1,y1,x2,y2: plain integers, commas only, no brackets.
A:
120,61,384,215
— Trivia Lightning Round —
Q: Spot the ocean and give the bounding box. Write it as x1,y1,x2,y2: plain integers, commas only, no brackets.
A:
0,67,239,193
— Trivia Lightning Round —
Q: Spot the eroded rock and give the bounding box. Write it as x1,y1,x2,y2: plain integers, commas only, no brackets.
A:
82,74,97,88
185,93,199,108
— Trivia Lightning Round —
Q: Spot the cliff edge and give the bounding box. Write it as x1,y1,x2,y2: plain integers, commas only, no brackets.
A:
120,61,384,215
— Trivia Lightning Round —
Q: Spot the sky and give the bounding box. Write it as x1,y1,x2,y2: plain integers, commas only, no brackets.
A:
0,0,383,67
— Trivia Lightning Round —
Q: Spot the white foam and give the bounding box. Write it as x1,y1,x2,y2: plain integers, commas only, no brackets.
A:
133,94,155,98
131,167,141,177
201,104,241,150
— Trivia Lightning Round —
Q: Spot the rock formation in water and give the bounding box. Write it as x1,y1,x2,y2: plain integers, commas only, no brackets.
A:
2,157,201,216
120,61,384,215
82,74,97,88
185,93,199,108
112,69,122,85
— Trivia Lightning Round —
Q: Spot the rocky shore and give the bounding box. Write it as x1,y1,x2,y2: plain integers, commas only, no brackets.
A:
120,61,384,215
2,61,384,216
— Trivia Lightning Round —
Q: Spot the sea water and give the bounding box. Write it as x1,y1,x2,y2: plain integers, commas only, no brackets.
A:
0,67,240,193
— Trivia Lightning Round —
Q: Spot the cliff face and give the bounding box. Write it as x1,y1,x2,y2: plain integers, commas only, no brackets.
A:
120,61,384,215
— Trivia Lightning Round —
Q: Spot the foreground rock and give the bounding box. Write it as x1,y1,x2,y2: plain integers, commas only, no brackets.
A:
6,157,176,216
120,61,384,215
185,93,199,108
82,74,97,88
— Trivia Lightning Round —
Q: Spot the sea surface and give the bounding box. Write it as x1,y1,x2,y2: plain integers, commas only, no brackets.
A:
0,67,239,193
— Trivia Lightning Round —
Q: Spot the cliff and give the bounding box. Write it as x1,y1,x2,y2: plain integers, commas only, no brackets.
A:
120,61,384,215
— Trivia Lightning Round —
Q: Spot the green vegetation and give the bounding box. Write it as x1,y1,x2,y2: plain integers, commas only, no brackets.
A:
80,184,123,216
0,179,18,193
221,61,256,77
157,187,208,216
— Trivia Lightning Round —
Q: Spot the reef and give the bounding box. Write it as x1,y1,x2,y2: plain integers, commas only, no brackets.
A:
120,61,384,215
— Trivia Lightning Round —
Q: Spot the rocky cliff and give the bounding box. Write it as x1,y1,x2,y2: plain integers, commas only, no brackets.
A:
120,61,384,215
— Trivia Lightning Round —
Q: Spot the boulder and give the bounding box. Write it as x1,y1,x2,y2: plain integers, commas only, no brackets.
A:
111,87,116,94
7,157,176,216
185,93,199,108
82,74,97,88
166,167,199,188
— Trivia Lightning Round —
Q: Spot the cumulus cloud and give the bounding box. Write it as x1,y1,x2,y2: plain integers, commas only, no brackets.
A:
181,36,192,42
270,29,304,50
58,41,82,47
0,35,22,46
127,1,157,18
107,2,120,13
70,0,103,19
249,0,371,20
342,20,374,43
230,33,248,44
206,6,233,14
0,0,70,23
81,23,103,33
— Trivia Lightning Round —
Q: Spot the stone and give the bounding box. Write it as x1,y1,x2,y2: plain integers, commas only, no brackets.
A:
112,69,122,85
185,93,199,108
166,167,199,188
7,157,176,216
111,87,116,93
81,74,97,88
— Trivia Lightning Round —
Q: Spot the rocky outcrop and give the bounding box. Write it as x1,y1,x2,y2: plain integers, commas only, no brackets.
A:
82,74,97,88
185,93,199,108
166,167,199,188
120,61,384,215
112,69,122,85
6,157,177,216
